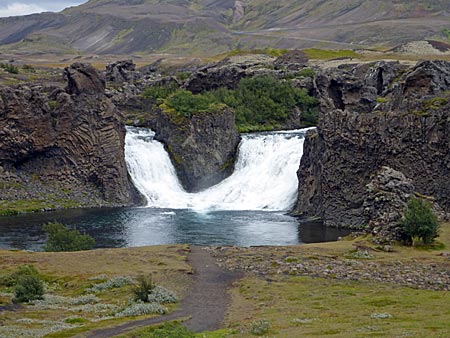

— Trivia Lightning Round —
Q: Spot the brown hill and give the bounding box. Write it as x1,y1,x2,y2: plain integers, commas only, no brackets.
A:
0,0,449,55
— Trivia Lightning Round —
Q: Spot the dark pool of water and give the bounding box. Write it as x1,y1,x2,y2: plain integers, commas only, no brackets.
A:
0,207,350,251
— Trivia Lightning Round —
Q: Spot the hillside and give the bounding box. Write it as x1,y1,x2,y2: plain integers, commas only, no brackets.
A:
0,0,449,55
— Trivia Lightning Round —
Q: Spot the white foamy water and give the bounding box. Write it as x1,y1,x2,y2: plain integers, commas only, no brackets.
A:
125,127,310,211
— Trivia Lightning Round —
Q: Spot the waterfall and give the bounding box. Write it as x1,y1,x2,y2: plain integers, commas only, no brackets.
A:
125,127,310,211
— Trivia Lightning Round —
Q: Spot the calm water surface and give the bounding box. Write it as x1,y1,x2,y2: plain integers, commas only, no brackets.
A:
0,208,349,251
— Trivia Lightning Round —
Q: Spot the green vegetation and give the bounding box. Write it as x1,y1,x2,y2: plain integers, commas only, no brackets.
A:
423,97,448,110
1,265,45,303
142,82,179,103
225,47,288,58
228,274,450,337
21,64,35,72
250,319,271,335
400,197,440,245
43,222,95,252
120,322,195,338
0,198,82,216
303,48,360,60
0,63,19,74
162,90,224,119
147,74,319,132
442,28,450,39
132,274,155,303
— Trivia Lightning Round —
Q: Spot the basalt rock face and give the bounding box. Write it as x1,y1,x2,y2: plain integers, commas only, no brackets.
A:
184,55,281,94
293,61,450,232
0,63,141,211
148,108,240,192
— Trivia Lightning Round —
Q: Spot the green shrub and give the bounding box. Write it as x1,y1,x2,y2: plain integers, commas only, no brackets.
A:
22,64,35,72
206,75,319,130
43,222,95,252
141,322,195,337
0,63,19,74
11,265,44,303
132,274,155,303
250,319,271,335
142,82,179,102
400,197,440,245
163,90,222,118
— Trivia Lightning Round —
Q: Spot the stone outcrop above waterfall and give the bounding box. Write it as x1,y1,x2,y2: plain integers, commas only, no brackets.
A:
292,60,450,236
148,107,240,192
0,63,142,213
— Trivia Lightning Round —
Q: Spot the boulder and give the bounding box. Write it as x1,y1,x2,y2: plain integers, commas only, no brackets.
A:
106,59,136,84
65,62,106,95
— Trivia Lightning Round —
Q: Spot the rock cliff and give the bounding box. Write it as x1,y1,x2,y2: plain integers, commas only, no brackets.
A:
293,61,450,235
0,63,141,213
147,107,240,192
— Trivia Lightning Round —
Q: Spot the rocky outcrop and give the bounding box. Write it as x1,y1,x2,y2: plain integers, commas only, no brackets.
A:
0,63,141,211
106,60,137,84
293,61,450,232
148,107,240,192
363,167,415,243
184,55,280,94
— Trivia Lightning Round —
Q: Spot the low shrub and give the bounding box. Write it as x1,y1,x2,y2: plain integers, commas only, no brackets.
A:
115,302,168,317
250,319,271,335
145,322,195,337
148,286,178,304
400,197,440,245
0,63,19,74
43,222,95,252
89,276,134,292
132,274,155,302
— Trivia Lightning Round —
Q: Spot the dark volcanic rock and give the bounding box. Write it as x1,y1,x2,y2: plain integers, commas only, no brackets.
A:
274,50,309,71
65,62,106,95
363,167,415,243
0,63,141,210
148,108,240,192
184,55,279,94
106,60,136,84
292,61,450,232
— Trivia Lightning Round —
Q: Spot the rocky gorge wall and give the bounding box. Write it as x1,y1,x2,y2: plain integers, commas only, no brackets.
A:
0,63,141,213
293,61,450,236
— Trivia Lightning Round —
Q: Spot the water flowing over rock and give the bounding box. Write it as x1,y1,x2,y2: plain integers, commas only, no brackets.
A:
147,107,240,192
0,63,141,211
125,127,307,211
293,61,450,234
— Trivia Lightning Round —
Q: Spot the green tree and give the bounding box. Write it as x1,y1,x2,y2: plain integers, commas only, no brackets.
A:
43,222,95,252
400,197,440,245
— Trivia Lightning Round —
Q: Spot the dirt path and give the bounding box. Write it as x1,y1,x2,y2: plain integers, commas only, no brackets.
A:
85,246,242,338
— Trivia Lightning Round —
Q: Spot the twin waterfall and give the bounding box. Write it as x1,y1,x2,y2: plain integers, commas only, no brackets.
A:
125,127,309,212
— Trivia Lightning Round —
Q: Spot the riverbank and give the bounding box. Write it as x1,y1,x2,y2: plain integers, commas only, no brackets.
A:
0,223,448,337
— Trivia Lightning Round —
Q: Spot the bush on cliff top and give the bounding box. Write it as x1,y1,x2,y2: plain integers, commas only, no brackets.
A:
153,75,318,131
162,90,224,118
43,222,95,252
400,197,440,246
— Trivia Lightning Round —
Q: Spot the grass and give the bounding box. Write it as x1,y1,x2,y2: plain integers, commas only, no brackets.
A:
223,275,450,337
0,199,82,216
0,245,192,337
303,48,361,60
0,223,448,337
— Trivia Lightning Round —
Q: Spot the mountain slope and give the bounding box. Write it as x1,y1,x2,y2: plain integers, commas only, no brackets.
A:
0,0,449,55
